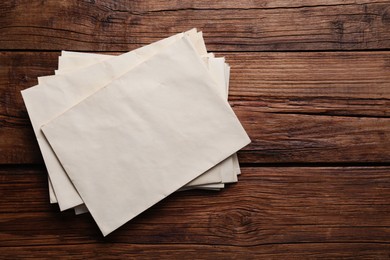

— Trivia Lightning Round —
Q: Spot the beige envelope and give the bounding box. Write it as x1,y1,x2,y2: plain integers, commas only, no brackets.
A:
41,36,250,236
58,51,242,180
22,30,239,212
52,53,229,215
56,51,239,185
22,31,194,211
43,52,237,209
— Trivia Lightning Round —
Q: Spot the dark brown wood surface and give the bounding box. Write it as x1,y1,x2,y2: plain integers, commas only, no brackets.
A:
1,1,389,259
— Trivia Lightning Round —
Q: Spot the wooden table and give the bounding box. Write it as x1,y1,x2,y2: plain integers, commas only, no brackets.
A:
1,1,390,258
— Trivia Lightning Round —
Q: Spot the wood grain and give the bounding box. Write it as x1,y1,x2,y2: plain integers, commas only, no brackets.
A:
1,1,390,257
1,51,389,164
1,167,389,249
1,166,389,260
227,52,390,117
1,1,390,51
1,243,390,259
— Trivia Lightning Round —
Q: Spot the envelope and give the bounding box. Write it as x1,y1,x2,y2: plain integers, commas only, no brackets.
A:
51,53,230,215
42,52,237,209
22,29,242,212
56,51,239,185
43,49,226,208
22,31,193,210
60,47,239,186
55,52,239,188
54,50,234,189
41,36,250,235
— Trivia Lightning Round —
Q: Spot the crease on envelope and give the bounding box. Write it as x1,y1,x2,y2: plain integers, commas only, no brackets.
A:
41,36,250,236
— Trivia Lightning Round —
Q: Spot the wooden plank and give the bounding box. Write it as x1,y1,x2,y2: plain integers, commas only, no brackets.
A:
227,52,390,117
1,243,390,259
1,167,390,247
1,1,390,51
239,111,390,163
1,51,389,164
0,51,58,164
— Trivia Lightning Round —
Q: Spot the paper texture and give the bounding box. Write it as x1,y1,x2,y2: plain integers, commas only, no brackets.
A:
42,36,250,235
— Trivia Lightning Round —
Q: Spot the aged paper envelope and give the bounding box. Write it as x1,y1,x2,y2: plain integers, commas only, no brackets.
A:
42,36,250,236
22,31,188,210
56,52,238,186
31,34,224,210
56,51,238,185
51,53,227,214
42,49,236,207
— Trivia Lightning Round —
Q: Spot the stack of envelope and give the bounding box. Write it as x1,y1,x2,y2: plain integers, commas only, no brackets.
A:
21,29,250,236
